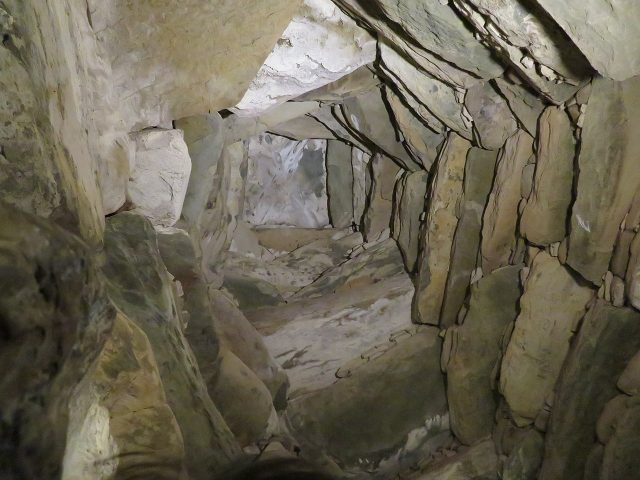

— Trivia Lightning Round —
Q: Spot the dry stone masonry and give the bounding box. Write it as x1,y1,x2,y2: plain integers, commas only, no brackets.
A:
1,0,640,479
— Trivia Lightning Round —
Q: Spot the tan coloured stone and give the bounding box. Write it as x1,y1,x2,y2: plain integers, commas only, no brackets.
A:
89,0,302,129
465,81,518,150
63,313,185,480
626,232,640,311
445,265,521,444
494,76,546,136
520,107,576,245
413,133,470,325
500,251,593,424
393,170,429,272
363,154,401,241
481,130,533,273
534,0,640,81
566,76,640,284
618,350,640,396
440,147,499,327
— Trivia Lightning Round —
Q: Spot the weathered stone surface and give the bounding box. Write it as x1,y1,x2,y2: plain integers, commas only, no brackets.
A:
385,87,446,171
502,429,544,480
380,44,473,138
0,202,111,479
500,251,593,424
566,76,640,285
393,170,429,272
326,140,354,228
413,133,470,325
0,43,62,219
208,348,278,447
89,0,302,129
443,265,521,445
534,0,640,81
63,312,185,480
619,350,640,396
626,232,640,310
596,394,630,445
128,129,192,227
600,397,640,480
335,0,503,80
233,0,375,115
294,64,380,103
520,107,576,245
440,147,498,327
340,86,419,169
481,130,533,273
465,81,518,150
286,327,449,476
411,440,499,480
209,290,288,405
452,0,590,102
539,301,640,480
244,134,328,228
103,213,239,479
352,147,370,226
362,154,400,241
494,76,546,136
174,114,224,228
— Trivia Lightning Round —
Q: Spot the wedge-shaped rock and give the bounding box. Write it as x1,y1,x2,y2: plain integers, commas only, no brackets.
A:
128,129,192,227
500,252,593,424
63,313,185,480
520,107,576,245
534,0,640,81
443,265,521,444
413,133,470,325
441,147,499,327
566,76,640,284
286,327,449,477
465,81,518,150
452,0,590,102
481,130,533,273
326,140,355,228
494,77,546,136
89,0,301,129
340,86,419,170
103,213,239,480
393,170,429,272
380,44,473,138
386,88,445,171
208,349,278,447
334,0,503,79
539,301,640,480
618,350,640,396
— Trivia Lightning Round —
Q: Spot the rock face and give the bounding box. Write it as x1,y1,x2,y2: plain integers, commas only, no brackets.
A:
413,133,470,325
128,129,192,227
500,251,593,424
443,265,521,444
103,213,239,479
440,147,498,327
481,130,533,273
520,107,576,245
539,301,640,480
534,0,640,81
286,327,449,475
6,0,640,478
566,76,640,285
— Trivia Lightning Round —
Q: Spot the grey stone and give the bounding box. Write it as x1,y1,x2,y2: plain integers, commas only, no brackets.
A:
326,140,355,228
465,81,518,150
539,301,640,480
